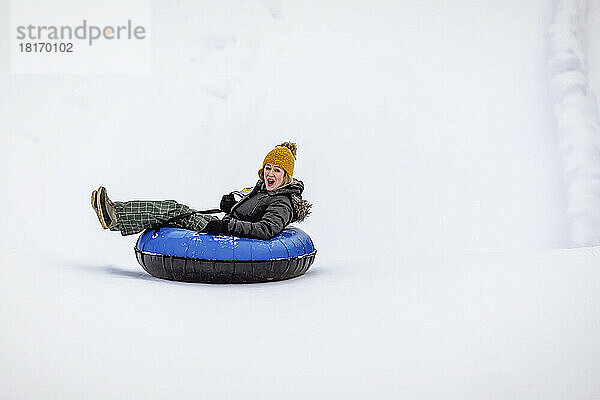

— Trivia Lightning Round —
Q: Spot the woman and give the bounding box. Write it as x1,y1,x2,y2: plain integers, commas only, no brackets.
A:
91,142,312,240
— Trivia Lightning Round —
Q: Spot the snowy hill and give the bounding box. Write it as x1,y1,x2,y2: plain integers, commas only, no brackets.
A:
1,0,599,398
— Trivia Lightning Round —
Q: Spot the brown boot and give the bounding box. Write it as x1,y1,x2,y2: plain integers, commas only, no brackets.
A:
91,189,105,228
92,186,117,229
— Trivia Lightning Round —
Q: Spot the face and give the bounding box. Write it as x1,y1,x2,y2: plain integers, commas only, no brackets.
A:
263,163,285,191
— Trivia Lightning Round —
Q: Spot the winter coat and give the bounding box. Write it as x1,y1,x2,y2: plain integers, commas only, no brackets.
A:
224,179,312,240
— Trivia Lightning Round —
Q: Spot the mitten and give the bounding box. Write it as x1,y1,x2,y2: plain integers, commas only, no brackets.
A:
219,193,236,213
203,218,230,236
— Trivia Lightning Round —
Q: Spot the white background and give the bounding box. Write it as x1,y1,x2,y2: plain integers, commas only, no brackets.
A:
1,0,599,399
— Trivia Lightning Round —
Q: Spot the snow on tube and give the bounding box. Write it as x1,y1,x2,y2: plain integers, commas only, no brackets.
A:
134,226,317,283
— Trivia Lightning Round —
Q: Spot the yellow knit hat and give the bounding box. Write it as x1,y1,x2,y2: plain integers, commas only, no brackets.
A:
258,142,297,178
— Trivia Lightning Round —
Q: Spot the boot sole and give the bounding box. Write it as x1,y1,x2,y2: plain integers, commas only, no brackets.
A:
95,186,113,229
91,189,107,229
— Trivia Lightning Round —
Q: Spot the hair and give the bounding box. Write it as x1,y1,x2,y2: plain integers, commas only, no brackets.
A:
259,141,297,187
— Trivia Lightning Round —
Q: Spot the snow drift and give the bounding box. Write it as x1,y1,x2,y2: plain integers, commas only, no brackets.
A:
548,0,600,246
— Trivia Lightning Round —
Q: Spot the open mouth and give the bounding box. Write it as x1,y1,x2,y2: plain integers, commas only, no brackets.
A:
266,178,275,187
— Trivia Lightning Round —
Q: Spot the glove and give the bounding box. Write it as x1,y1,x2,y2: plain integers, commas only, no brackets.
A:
220,193,237,213
203,218,230,236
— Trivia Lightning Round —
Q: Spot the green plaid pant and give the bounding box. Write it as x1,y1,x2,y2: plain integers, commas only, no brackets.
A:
109,200,219,236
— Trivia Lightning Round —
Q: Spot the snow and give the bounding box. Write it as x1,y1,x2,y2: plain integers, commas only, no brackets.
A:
548,0,600,246
1,246,599,399
1,0,600,398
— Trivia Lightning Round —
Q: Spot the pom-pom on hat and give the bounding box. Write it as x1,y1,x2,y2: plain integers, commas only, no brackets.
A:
258,142,297,178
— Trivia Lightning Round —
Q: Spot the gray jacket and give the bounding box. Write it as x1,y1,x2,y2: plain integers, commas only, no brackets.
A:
225,179,311,240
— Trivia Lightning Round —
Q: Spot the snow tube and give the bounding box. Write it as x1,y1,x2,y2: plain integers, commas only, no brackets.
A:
134,226,317,283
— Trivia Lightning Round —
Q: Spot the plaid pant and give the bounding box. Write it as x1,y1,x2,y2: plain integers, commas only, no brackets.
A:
109,200,219,236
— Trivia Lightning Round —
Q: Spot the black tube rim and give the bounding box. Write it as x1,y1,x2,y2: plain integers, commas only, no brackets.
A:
135,248,317,284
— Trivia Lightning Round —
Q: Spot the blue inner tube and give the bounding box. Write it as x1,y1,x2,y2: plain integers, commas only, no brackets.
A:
134,226,317,283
